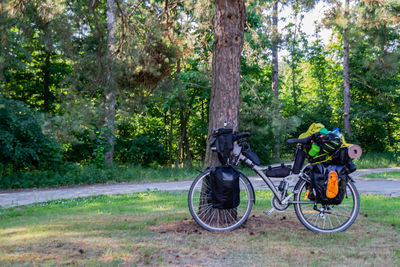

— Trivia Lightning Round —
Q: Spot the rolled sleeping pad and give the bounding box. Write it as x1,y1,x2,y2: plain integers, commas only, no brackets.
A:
348,144,362,159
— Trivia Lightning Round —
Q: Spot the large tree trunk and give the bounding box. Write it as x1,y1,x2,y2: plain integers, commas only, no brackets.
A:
204,0,246,168
200,0,246,227
104,0,116,166
343,0,351,136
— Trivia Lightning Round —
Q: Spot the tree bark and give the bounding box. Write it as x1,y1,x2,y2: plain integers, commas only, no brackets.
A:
104,0,116,166
291,9,299,109
176,107,185,167
42,24,53,113
200,0,246,227
42,50,51,112
204,0,246,168
271,0,279,99
343,0,351,136
183,112,192,168
271,0,281,159
168,110,173,167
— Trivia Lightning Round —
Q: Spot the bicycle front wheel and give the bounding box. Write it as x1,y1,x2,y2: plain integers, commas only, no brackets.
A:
294,179,360,233
188,169,254,232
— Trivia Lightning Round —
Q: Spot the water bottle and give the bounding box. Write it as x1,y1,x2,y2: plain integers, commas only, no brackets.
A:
309,142,320,157
332,127,343,138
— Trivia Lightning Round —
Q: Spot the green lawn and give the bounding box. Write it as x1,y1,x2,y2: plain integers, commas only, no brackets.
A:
363,171,400,179
353,152,400,169
0,190,399,266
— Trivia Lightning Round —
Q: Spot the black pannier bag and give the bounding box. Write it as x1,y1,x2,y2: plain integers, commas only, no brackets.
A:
209,165,240,209
210,128,234,164
311,164,347,205
265,164,291,178
331,147,357,174
332,147,349,165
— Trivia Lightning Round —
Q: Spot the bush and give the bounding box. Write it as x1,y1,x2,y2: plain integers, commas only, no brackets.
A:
115,133,168,166
0,99,62,173
0,163,198,189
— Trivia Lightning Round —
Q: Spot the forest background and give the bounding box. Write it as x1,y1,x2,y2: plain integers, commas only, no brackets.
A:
0,0,399,189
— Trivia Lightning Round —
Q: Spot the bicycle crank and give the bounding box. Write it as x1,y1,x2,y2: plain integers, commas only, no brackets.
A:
271,196,290,212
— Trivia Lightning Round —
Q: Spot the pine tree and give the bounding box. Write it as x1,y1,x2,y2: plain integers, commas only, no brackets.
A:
204,0,246,167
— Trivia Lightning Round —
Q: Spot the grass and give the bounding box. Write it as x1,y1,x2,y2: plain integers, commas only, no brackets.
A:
0,190,399,266
353,152,400,169
363,171,400,179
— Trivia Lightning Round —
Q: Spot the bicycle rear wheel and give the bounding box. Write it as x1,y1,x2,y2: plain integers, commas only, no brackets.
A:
188,169,254,232
294,179,360,233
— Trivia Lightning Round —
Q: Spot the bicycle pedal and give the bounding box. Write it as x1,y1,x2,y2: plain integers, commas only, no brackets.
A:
265,208,276,215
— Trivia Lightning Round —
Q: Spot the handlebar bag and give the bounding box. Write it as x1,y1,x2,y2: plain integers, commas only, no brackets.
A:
211,128,234,164
210,165,240,209
311,164,347,205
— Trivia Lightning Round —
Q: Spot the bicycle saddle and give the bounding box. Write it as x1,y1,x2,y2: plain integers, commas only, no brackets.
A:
286,135,313,144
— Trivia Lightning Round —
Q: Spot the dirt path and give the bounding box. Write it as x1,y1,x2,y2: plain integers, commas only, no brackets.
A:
1,168,399,208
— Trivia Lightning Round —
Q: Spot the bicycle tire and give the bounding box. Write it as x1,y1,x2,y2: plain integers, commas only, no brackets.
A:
294,178,360,233
188,169,254,232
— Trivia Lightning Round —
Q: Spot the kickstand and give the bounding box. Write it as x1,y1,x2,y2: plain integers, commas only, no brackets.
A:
265,207,276,215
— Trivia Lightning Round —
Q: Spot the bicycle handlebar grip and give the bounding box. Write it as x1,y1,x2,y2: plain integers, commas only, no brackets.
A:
235,132,251,140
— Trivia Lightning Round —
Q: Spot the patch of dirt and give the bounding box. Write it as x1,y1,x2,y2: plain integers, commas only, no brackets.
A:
149,214,305,235
149,218,205,235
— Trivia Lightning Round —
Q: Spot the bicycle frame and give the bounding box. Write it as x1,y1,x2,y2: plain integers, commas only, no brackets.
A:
233,144,313,206
190,130,360,233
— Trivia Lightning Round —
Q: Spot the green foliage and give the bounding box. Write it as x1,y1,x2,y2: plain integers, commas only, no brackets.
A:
0,0,399,190
116,133,168,167
0,99,62,173
91,126,112,167
0,0,72,113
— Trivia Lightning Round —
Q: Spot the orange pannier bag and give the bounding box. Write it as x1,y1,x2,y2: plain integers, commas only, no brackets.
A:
326,171,339,199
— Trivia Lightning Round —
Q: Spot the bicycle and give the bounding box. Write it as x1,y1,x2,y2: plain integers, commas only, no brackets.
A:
188,131,360,233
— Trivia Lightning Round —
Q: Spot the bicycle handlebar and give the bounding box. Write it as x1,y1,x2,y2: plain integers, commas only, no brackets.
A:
234,132,251,141
286,134,314,144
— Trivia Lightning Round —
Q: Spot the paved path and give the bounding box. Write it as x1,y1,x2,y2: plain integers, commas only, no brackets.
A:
1,168,399,208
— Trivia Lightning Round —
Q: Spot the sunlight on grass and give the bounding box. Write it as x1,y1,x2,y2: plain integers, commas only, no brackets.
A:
354,152,400,169
363,171,400,179
0,191,399,266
